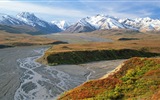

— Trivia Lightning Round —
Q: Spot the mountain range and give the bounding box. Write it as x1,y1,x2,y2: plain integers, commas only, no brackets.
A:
0,12,62,34
65,14,160,33
1,12,160,34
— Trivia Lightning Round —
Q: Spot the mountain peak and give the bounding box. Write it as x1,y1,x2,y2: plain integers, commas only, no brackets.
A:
94,14,117,19
17,12,38,21
96,14,104,17
0,13,11,19
51,20,71,30
17,12,34,17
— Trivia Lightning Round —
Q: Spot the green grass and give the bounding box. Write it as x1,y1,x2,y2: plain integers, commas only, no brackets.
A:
46,49,159,65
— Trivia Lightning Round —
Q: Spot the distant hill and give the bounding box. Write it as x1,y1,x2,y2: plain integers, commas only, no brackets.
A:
0,24,44,35
0,30,63,47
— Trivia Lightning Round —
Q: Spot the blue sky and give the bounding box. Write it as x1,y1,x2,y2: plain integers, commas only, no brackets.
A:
0,0,160,22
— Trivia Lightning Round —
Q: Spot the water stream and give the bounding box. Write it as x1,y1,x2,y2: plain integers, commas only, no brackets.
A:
14,48,87,100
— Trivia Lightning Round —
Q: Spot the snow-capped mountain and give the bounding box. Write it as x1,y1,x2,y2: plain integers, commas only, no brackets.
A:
0,12,62,34
65,14,160,33
51,20,71,30
1,12,160,34
65,14,130,33
83,14,126,30
64,18,96,33
119,17,160,32
0,13,25,25
16,12,62,33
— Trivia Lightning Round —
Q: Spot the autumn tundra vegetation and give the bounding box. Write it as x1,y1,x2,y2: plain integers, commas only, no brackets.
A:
58,57,160,100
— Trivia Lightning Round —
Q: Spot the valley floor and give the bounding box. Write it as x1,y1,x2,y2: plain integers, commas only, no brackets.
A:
0,46,124,100
0,30,160,100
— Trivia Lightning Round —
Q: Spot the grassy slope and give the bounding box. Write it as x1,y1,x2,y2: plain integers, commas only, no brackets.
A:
58,57,160,100
46,49,158,65
38,41,160,65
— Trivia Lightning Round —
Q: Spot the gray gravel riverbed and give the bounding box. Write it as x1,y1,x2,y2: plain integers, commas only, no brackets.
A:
0,46,125,100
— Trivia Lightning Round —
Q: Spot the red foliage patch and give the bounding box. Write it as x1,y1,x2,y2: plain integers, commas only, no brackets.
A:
59,77,121,100
151,90,160,100
144,69,160,76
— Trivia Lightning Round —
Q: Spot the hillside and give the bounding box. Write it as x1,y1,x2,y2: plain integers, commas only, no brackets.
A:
58,57,160,100
0,24,44,35
37,35,160,65
38,47,159,65
0,30,64,48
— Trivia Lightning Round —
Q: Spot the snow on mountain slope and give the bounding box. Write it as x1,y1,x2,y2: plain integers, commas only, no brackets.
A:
16,12,62,33
65,14,128,33
17,12,48,27
65,14,160,33
0,13,25,25
51,20,71,30
64,18,96,33
85,14,125,29
0,12,62,34
120,17,160,32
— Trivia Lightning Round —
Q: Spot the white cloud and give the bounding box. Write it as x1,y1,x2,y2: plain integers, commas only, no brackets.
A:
82,1,155,19
0,0,88,18
78,1,140,19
